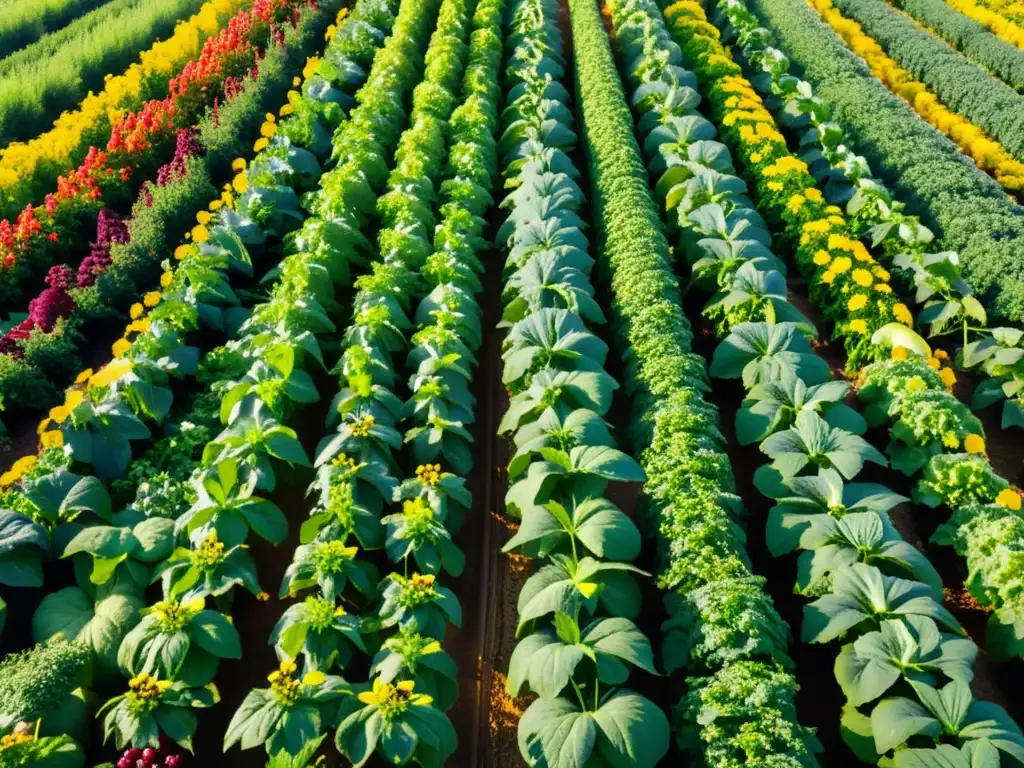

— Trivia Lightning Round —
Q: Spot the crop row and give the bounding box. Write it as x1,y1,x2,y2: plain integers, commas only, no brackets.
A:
710,0,1024,428
0,0,402,760
0,0,246,220
883,0,1024,89
0,0,317,315
965,0,1024,30
489,0,685,765
706,0,1024,659
738,0,1024,328
0,0,209,148
589,0,832,762
0,0,112,61
826,0,1024,160
0,0,320,425
226,0,510,759
0,0,336,436
944,0,1024,48
646,0,1024,761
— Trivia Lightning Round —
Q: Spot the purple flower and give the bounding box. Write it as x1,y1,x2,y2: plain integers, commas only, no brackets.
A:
77,210,129,287
156,129,204,187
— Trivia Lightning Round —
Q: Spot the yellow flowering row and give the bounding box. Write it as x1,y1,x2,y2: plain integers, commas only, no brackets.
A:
664,0,918,372
0,40,335,483
945,0,1024,49
0,0,246,209
805,0,1024,194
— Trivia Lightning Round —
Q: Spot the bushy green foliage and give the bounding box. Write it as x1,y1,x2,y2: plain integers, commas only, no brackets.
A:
745,0,1024,323
19,318,83,386
889,0,1024,89
0,0,208,145
0,638,89,724
0,0,110,60
830,0,1024,159
663,577,794,672
674,661,822,767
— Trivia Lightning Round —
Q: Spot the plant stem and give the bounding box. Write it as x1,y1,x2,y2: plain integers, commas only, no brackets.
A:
570,678,588,712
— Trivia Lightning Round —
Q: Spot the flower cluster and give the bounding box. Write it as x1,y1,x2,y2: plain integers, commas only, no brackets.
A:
126,673,171,716
807,0,1024,193
415,463,442,485
357,679,433,719
678,34,906,365
394,573,439,608
0,0,310,297
311,540,359,574
0,265,75,356
77,209,130,288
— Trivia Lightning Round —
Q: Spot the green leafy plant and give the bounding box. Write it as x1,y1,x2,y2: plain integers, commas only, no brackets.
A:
117,598,241,686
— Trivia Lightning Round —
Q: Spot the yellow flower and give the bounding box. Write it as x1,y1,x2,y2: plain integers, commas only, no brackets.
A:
279,104,294,117
89,359,132,388
231,158,246,172
996,488,1022,511
850,319,868,334
160,271,173,288
942,432,960,449
260,122,277,138
191,224,210,243
292,76,301,87
852,269,873,287
787,194,806,214
253,137,269,153
221,190,234,206
767,181,783,192
130,303,144,320
891,346,908,361
927,356,941,370
813,250,831,266
143,291,160,307
939,367,957,389
848,295,868,312
820,271,836,285
75,369,93,384
964,434,986,454
831,256,852,274
40,430,63,449
265,112,276,124
196,211,212,226
934,349,949,361
804,187,823,202
112,338,132,358
873,266,890,280
209,199,223,211
232,173,248,194
64,389,84,410
893,303,913,325
174,244,191,261
49,405,69,423
875,283,892,294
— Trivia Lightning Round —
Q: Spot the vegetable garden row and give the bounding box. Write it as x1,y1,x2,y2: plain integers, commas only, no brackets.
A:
1,0,1024,763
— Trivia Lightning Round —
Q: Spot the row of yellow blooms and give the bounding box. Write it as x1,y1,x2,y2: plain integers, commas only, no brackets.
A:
945,0,1024,50
806,0,1024,195
0,24,342,489
663,0,1023,515
0,0,247,205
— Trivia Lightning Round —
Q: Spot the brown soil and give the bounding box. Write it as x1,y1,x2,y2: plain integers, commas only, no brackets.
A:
447,246,531,768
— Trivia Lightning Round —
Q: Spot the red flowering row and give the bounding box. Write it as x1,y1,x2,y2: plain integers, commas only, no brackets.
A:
0,0,311,309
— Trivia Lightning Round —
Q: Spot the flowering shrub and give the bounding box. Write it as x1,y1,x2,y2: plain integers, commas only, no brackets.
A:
0,0,246,215
0,0,311,307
